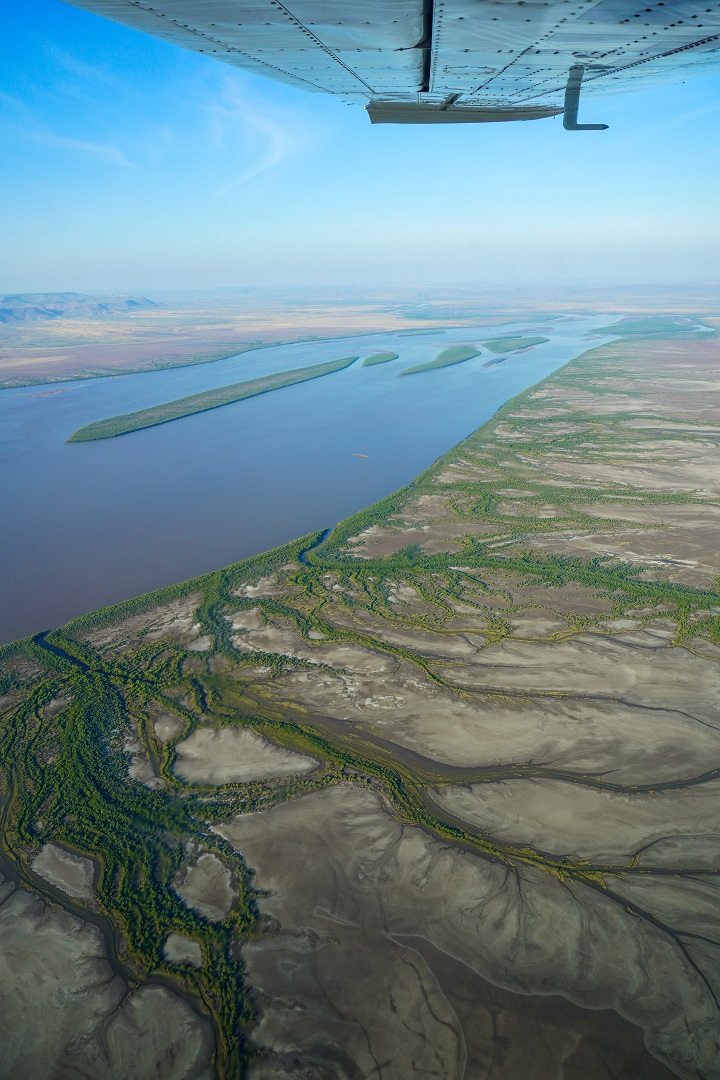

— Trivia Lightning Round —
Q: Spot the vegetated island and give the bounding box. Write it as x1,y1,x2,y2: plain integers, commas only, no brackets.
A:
396,328,441,336
67,356,358,442
400,345,480,375
361,352,399,367
482,335,549,353
587,314,717,338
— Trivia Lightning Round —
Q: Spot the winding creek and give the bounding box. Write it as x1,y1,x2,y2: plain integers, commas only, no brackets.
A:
0,316,614,643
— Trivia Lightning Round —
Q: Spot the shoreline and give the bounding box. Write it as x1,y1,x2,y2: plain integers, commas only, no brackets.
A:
0,326,438,391
1,338,602,650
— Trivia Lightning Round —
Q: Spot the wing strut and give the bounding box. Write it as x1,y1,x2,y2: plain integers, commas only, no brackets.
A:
563,65,609,131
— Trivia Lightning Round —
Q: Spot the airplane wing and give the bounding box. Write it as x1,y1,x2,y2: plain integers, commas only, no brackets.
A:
63,1,720,128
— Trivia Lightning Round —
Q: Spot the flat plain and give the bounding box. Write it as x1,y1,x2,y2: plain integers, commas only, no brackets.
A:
4,284,715,388
0,293,413,387
2,325,720,1078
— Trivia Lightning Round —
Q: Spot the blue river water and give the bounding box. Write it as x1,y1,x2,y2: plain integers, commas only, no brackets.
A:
0,315,614,643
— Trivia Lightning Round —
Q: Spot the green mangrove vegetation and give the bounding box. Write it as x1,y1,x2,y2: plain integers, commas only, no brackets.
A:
482,334,549,353
361,351,399,367
67,356,358,442
589,314,717,337
400,344,480,375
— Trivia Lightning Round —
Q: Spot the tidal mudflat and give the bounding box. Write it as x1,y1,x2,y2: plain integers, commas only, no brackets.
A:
2,328,720,1077
220,786,677,1080
0,315,613,642
0,869,215,1078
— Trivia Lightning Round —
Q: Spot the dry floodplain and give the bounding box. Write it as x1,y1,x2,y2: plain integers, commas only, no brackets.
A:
0,298,422,387
2,327,720,1078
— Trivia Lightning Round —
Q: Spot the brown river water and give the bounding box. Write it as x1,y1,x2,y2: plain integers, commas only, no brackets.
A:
0,316,614,643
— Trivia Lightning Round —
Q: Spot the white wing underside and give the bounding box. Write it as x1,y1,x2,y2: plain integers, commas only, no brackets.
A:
64,1,720,122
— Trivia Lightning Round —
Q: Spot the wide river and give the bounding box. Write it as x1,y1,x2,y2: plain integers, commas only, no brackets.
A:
0,316,614,644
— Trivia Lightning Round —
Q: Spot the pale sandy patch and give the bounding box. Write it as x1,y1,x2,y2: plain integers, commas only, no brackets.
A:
228,607,263,631
124,735,165,789
507,610,570,637
187,635,212,652
32,843,95,902
152,710,185,744
173,853,235,923
163,933,203,968
173,725,317,785
234,576,279,598
84,595,205,651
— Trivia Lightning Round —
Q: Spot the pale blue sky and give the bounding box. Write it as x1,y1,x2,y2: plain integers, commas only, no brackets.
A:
2,1,720,293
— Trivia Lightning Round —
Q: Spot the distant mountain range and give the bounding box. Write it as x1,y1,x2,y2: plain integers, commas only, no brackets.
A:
0,292,160,323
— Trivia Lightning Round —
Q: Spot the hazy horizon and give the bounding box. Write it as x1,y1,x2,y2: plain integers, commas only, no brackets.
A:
4,281,719,308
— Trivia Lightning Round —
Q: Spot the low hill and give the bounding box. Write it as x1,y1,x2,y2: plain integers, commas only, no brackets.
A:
0,292,160,323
